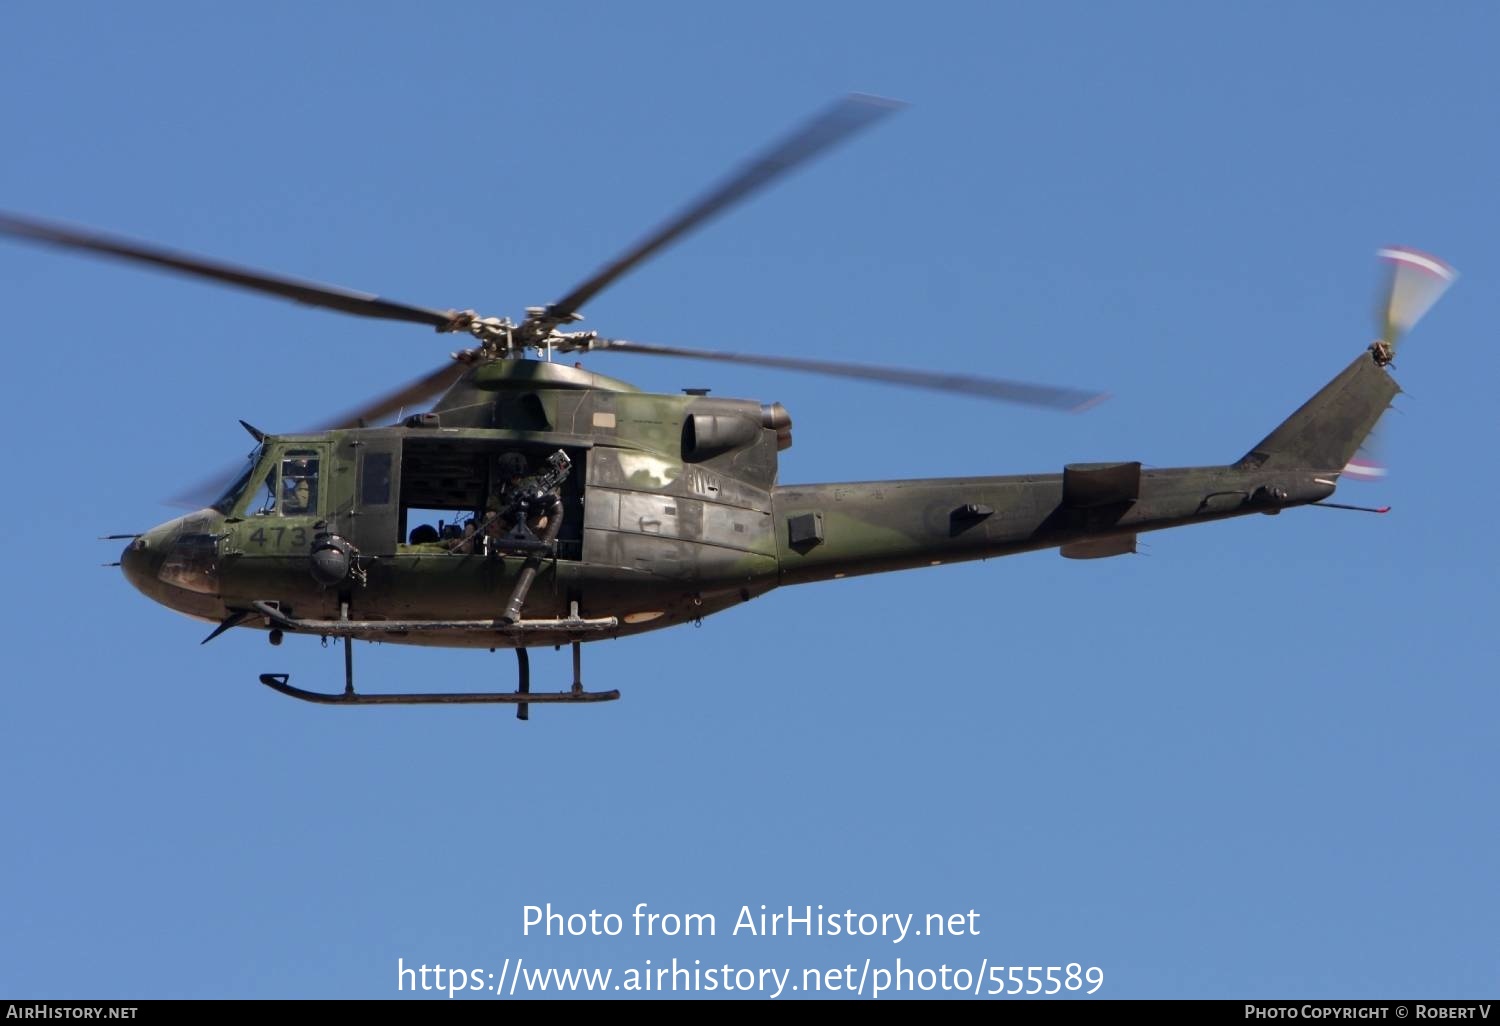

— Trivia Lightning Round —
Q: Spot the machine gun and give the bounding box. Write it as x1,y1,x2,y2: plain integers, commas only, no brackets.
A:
491,449,572,551
502,450,571,530
495,449,573,632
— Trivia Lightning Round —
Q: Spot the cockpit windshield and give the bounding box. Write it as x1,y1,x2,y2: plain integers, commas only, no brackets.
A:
210,446,264,514
207,444,324,516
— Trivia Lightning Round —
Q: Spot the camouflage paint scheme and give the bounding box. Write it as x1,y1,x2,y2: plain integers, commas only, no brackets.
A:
120,346,1396,649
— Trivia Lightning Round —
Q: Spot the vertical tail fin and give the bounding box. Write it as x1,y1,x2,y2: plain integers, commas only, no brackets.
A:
1236,349,1398,473
1238,246,1455,477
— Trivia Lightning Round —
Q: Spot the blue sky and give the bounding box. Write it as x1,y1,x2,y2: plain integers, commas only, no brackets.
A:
1,1,1496,1000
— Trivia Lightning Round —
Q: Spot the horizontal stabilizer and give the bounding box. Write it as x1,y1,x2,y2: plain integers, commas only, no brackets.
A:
1063,462,1141,508
1061,534,1138,560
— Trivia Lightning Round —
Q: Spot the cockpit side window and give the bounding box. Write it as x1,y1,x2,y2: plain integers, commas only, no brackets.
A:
278,451,320,516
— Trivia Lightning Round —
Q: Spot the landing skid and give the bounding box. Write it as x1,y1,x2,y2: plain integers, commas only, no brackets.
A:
258,612,619,719
257,672,621,707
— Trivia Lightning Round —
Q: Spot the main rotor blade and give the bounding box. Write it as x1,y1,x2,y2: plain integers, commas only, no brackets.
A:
311,360,470,431
0,211,463,330
167,456,261,512
542,94,904,323
166,360,470,509
590,339,1108,412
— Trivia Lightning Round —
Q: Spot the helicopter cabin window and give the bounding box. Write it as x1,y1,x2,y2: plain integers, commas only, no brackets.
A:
361,452,392,506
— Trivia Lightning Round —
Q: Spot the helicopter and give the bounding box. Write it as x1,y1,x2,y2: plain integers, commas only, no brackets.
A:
0,95,1457,720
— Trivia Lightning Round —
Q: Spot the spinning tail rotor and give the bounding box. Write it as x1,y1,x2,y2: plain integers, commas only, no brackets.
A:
1344,247,1458,482
1374,246,1458,361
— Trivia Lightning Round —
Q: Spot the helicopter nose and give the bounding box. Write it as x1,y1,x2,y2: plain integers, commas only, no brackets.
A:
118,513,225,602
119,535,164,596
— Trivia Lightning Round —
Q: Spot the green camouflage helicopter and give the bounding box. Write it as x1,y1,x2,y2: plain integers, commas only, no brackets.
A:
0,96,1456,719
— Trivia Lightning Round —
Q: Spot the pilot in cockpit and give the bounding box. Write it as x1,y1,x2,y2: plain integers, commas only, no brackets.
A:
280,459,317,515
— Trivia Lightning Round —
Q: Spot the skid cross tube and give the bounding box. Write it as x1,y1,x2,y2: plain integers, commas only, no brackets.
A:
248,601,617,637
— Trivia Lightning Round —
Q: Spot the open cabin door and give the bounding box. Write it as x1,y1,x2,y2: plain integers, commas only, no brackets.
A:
389,437,589,558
